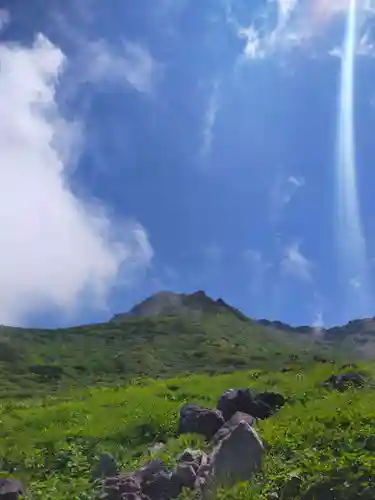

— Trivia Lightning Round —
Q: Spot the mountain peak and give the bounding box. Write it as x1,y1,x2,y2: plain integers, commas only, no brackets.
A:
111,290,248,322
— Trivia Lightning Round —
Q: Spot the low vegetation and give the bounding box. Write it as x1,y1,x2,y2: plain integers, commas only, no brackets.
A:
0,362,374,499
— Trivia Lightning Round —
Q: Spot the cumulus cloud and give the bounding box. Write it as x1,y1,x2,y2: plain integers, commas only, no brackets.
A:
281,242,313,282
0,34,153,325
76,40,161,94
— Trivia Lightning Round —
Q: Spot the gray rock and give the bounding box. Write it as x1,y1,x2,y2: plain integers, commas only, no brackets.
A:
178,404,225,440
172,463,197,489
0,478,25,500
212,411,256,445
210,421,265,488
103,473,143,500
177,448,207,472
92,452,118,481
142,470,180,500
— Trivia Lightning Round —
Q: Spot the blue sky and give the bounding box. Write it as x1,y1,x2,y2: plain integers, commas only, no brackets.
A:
1,0,375,328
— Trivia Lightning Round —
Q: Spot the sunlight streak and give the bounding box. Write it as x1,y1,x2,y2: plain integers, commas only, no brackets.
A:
335,0,370,311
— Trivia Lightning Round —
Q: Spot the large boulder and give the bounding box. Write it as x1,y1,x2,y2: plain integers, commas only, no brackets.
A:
209,421,265,488
178,404,225,440
217,388,285,421
323,372,365,392
0,478,25,500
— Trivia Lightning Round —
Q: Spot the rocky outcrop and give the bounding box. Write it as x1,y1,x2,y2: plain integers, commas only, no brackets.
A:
217,388,285,421
0,478,25,500
99,386,282,500
178,404,225,440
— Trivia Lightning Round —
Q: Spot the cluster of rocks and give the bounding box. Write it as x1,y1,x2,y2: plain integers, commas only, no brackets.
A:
99,387,286,500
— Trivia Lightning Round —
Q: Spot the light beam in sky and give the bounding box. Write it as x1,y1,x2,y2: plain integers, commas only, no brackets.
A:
335,0,370,313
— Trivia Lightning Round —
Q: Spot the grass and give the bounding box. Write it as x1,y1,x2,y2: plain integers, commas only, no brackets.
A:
0,362,374,499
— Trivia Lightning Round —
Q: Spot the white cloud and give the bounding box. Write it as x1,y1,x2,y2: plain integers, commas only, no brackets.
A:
0,34,153,325
79,40,161,94
201,80,220,157
281,242,313,282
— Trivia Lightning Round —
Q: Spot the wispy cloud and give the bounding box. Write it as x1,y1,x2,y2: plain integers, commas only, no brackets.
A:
0,9,9,30
270,174,305,222
0,34,153,325
243,249,272,296
281,242,313,283
201,80,220,158
229,0,375,61
77,40,161,94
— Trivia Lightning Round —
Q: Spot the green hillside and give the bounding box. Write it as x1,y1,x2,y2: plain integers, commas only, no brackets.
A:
0,309,338,398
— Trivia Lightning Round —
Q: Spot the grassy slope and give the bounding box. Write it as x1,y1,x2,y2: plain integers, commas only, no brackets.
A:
0,313,339,397
1,362,374,499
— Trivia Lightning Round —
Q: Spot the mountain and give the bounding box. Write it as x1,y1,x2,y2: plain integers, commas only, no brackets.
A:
111,290,248,321
0,291,339,398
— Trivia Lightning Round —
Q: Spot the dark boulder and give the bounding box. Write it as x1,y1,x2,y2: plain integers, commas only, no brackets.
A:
178,404,224,440
323,372,365,392
217,388,285,421
0,478,25,500
102,461,180,500
257,391,286,411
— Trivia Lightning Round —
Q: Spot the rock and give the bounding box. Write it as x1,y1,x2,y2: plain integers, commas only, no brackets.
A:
178,404,225,440
0,478,25,500
257,392,286,412
92,452,118,481
210,421,265,488
323,372,365,392
172,463,197,489
102,461,180,500
103,474,143,500
142,470,180,500
212,411,256,445
217,388,285,421
137,460,181,500
177,449,207,472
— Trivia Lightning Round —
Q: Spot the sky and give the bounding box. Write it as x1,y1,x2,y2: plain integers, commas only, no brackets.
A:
1,0,375,329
